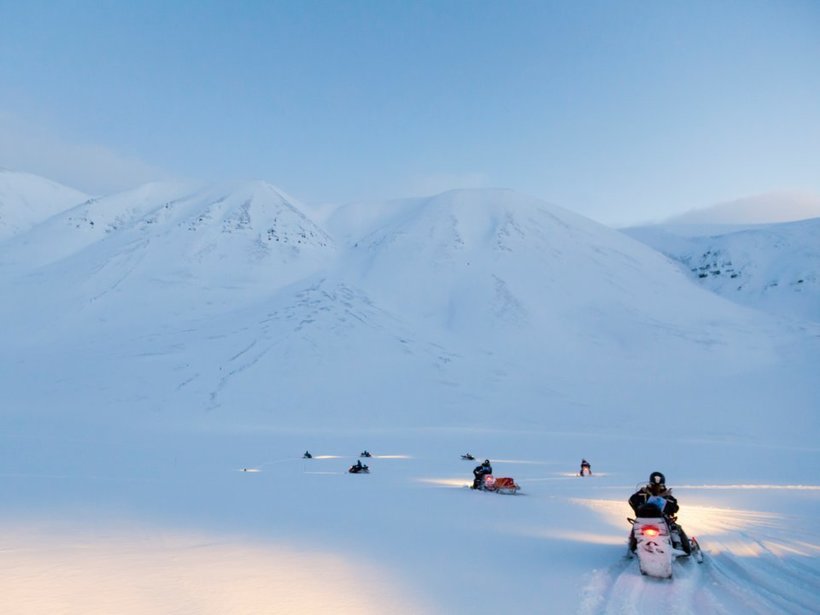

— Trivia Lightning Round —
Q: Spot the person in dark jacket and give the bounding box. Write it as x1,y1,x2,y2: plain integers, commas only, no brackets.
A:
629,471,679,516
628,471,690,554
472,459,493,489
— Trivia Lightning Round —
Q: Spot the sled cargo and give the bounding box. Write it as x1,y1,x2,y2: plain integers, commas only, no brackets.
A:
482,475,521,494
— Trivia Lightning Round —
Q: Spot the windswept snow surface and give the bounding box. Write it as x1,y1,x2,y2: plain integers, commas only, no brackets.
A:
1,183,818,614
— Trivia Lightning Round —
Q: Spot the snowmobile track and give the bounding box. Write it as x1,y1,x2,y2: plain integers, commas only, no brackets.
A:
581,534,818,615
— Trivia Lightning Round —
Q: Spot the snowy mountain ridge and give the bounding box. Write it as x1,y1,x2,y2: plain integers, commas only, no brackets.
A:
2,179,333,271
626,218,820,323
0,168,89,240
1,174,815,441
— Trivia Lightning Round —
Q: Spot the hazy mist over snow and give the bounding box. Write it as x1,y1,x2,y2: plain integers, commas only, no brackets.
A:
664,191,820,226
0,171,818,614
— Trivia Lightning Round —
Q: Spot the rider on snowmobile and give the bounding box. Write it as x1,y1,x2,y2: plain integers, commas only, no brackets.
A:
629,471,678,515
628,471,691,554
472,459,492,489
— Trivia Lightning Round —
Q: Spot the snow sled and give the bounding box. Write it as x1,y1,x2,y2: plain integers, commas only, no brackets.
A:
628,512,702,578
476,474,520,494
461,453,475,461
349,463,369,474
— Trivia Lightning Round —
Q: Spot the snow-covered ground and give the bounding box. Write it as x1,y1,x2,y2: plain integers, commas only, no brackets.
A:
1,171,818,613
2,428,818,614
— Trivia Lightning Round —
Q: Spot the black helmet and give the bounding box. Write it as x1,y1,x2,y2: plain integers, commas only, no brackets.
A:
649,471,665,486
484,459,490,465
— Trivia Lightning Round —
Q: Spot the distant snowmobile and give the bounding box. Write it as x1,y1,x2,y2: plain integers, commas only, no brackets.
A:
579,459,591,476
349,460,369,474
461,453,475,461
627,505,702,578
303,451,312,459
359,450,372,458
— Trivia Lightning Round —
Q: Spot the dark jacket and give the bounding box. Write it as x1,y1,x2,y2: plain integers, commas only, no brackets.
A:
629,485,679,516
473,462,492,479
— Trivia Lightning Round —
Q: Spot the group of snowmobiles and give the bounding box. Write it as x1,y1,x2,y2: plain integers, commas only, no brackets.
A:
305,449,700,577
349,450,371,472
463,457,702,578
303,450,372,473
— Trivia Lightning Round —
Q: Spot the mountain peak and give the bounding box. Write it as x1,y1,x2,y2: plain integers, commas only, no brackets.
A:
0,169,89,240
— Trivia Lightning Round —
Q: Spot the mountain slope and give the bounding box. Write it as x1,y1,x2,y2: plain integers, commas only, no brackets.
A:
0,185,816,443
0,180,336,334
0,168,89,240
626,218,820,323
332,189,773,352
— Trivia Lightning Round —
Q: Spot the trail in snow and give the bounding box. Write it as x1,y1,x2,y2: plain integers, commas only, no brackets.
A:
577,499,819,615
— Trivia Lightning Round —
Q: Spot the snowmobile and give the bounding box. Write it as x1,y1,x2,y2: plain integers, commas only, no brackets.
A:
579,460,591,476
627,506,702,578
461,453,475,461
474,474,520,495
303,451,312,459
349,462,369,474
359,450,372,458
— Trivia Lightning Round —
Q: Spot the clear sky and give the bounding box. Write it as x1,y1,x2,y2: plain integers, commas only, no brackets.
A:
1,0,818,225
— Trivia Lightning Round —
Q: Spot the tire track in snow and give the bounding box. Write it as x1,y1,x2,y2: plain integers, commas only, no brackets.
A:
703,534,819,614
577,554,632,614
578,543,735,615
580,528,819,614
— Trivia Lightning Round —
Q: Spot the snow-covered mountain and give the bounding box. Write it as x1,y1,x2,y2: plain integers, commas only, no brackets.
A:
2,179,333,270
626,218,820,323
0,168,88,240
1,175,818,614
1,182,813,440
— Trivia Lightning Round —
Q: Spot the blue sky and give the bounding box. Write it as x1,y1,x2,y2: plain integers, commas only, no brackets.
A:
1,0,818,225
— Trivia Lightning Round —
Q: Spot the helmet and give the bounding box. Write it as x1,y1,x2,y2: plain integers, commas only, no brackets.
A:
484,459,490,466
648,471,666,493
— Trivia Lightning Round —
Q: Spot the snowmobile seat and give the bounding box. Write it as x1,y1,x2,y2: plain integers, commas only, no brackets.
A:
635,502,665,518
